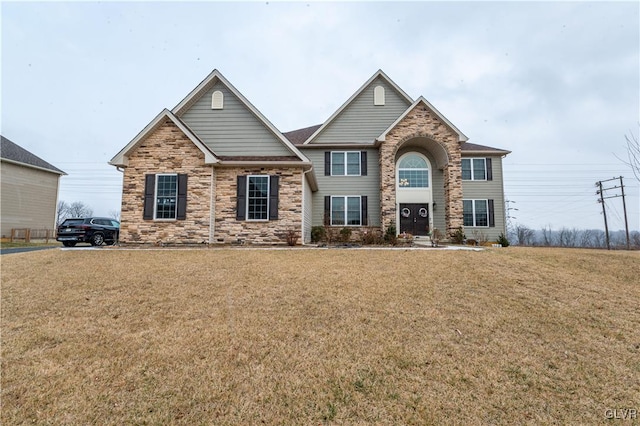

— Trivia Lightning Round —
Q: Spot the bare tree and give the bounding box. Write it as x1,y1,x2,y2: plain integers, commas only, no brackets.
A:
68,201,93,218
617,128,640,182
515,224,536,246
541,225,555,246
57,201,93,226
579,229,596,248
108,209,121,221
56,200,70,226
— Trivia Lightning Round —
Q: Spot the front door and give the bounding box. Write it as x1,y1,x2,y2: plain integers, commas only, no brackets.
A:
399,203,430,236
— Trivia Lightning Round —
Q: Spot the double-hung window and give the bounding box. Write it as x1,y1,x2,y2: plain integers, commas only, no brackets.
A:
325,151,367,176
155,174,178,219
463,199,492,227
143,174,188,221
330,196,362,226
247,175,270,220
462,158,491,181
236,175,279,221
331,152,361,176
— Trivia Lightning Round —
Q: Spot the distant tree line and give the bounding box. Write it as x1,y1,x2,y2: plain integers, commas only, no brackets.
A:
509,224,640,249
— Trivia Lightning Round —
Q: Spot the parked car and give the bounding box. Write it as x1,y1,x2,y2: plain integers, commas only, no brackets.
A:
56,217,120,247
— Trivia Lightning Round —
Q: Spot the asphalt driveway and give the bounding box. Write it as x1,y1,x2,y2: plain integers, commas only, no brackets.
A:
0,246,60,255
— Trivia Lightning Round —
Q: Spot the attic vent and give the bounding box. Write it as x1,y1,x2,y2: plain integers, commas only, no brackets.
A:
211,90,224,109
374,85,385,106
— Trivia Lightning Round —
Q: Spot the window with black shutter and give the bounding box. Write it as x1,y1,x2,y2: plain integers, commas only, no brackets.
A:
143,173,188,221
237,175,280,221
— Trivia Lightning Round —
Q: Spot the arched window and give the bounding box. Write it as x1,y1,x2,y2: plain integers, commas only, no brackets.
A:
211,90,224,109
398,154,429,187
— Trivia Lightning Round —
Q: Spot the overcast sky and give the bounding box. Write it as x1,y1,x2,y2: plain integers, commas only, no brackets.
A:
2,1,639,232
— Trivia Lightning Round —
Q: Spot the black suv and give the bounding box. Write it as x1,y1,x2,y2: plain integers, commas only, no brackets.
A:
56,217,120,247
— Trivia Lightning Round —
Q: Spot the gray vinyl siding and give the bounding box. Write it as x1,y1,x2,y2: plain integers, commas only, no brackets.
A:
311,77,411,145
301,148,381,227
1,161,60,238
180,82,293,156
302,174,313,243
462,155,506,241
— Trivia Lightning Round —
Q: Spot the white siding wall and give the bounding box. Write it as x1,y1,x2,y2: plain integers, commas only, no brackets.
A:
1,161,60,238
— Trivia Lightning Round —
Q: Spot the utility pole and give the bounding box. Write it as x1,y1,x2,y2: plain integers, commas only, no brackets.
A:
596,176,630,250
505,199,518,242
597,180,610,250
619,176,631,250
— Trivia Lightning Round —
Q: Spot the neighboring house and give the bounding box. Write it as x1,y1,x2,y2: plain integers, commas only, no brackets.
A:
1,136,66,238
110,69,510,245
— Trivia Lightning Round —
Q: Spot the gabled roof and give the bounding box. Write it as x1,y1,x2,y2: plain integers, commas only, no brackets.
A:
303,70,414,145
377,96,469,143
1,135,66,175
461,142,511,155
172,69,310,163
109,109,219,167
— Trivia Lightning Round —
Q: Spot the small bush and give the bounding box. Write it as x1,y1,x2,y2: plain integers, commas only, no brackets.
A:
285,229,299,246
339,227,352,243
497,233,510,247
361,227,382,245
384,223,397,246
311,226,325,243
451,228,465,244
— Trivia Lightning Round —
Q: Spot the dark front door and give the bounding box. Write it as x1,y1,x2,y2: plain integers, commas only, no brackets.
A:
399,203,430,236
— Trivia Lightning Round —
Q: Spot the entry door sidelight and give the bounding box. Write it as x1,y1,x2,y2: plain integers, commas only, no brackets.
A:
399,203,430,236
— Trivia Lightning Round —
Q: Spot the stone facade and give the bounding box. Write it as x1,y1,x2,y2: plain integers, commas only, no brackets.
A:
213,167,303,245
120,119,304,245
120,119,212,245
379,103,464,237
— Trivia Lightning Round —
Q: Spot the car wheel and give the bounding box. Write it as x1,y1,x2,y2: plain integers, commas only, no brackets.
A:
62,241,77,247
91,233,104,246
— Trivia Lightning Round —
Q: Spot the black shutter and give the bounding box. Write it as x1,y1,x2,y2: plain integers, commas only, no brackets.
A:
324,196,331,225
361,151,367,176
324,152,331,176
269,175,279,220
488,199,495,227
486,158,493,181
143,174,155,220
236,175,246,220
361,196,368,226
177,174,188,220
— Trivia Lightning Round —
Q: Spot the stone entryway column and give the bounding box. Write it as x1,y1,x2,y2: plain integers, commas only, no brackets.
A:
377,102,464,239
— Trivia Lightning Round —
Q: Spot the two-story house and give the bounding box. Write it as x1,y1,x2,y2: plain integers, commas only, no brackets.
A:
110,69,509,245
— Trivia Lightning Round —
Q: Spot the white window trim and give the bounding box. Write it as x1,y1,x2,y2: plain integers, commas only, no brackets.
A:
246,175,270,222
330,151,361,176
463,199,489,228
154,173,178,221
462,157,487,181
330,195,362,227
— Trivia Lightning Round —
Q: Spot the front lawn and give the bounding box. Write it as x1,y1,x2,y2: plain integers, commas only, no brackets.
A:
2,247,638,424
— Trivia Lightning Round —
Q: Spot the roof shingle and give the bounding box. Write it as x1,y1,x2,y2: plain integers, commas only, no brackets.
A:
1,136,66,174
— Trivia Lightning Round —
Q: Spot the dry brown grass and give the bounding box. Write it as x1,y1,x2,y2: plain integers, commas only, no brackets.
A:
2,247,639,424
